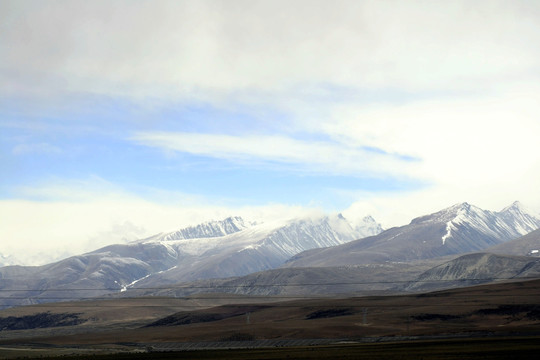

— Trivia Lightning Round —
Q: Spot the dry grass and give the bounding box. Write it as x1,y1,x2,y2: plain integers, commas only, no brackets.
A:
0,279,539,358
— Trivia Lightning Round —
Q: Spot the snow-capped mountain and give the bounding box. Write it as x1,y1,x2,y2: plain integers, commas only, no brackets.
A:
353,215,383,237
130,213,377,286
284,201,540,268
497,201,540,237
0,213,381,308
436,201,540,248
2,201,537,309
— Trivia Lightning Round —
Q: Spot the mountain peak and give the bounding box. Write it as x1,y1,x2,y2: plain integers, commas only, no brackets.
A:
500,201,526,213
448,202,473,213
160,216,250,241
410,202,475,225
362,215,376,222
496,201,540,236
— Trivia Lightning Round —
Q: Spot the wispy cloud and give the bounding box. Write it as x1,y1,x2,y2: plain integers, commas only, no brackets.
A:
0,177,326,265
130,131,419,178
325,86,540,185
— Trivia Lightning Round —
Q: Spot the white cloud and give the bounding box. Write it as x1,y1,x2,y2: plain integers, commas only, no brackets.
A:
0,196,220,265
0,178,325,265
131,83,540,226
330,85,540,226
328,87,540,178
131,131,416,177
2,173,536,266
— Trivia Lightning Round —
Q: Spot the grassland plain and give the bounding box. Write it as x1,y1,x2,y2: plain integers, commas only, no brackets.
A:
0,279,539,359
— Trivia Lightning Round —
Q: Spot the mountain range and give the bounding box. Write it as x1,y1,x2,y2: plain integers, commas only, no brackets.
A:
0,213,381,308
1,201,539,309
283,201,540,267
129,214,381,287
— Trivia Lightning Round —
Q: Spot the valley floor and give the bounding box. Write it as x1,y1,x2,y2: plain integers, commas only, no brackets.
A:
0,279,539,359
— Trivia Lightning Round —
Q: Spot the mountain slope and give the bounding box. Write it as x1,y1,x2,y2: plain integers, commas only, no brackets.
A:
497,201,540,235
131,214,376,286
487,227,540,256
0,242,179,308
284,201,540,268
0,214,380,308
404,252,540,292
118,259,447,299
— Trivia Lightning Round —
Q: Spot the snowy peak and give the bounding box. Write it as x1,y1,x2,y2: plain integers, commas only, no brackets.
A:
258,214,360,257
255,213,382,259
124,212,385,284
284,201,540,269
438,202,499,245
355,215,384,237
326,213,358,238
156,212,380,248
500,200,526,213
134,212,384,263
161,216,251,241
497,201,540,236
414,201,540,246
410,202,476,225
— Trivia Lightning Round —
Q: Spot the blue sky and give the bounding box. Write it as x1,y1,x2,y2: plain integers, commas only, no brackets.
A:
1,0,540,264
0,94,422,209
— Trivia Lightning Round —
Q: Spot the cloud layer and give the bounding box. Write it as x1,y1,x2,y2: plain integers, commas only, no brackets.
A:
3,1,539,98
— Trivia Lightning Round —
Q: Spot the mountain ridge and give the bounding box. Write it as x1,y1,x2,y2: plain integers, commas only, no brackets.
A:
156,216,252,242
1,201,539,309
283,201,540,268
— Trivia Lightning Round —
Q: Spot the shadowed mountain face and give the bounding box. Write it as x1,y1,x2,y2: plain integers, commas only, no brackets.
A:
283,202,540,268
117,259,445,299
404,252,540,292
487,227,540,256
0,242,178,308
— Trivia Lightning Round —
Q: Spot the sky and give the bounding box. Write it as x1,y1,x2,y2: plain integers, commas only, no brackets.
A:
2,0,540,264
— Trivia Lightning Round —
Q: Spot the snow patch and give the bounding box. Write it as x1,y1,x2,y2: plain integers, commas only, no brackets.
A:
121,274,151,292
120,265,178,292
442,222,453,245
